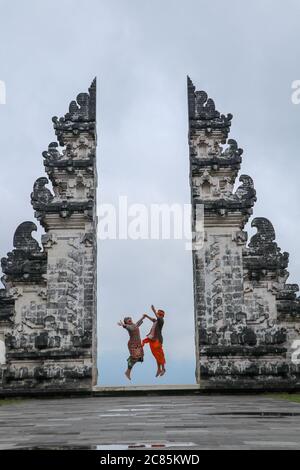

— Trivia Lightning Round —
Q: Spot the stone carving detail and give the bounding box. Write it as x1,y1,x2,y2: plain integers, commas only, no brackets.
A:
43,139,94,167
70,136,94,160
244,218,289,276
41,233,58,249
188,76,232,133
42,142,63,162
221,139,243,159
191,138,243,174
188,76,300,390
31,177,54,208
232,231,248,245
194,90,220,119
0,290,14,322
52,78,96,146
81,233,95,247
243,218,300,320
1,222,47,284
249,218,276,249
0,79,97,393
234,175,256,203
13,222,41,253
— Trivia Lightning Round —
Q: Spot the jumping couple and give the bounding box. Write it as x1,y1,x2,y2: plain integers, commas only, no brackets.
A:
117,305,166,381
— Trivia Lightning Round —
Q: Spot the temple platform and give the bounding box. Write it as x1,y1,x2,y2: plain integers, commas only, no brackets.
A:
1,394,300,450
92,384,201,396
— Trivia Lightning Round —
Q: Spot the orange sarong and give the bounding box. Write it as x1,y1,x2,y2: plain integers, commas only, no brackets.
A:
142,337,166,366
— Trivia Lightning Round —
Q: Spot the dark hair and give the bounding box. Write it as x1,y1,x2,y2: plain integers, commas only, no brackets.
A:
124,317,131,324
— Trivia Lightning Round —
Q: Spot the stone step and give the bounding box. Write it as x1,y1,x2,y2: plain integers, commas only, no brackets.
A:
93,384,201,396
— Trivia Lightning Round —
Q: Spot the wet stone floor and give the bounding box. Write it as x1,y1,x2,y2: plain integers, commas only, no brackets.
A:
0,394,300,450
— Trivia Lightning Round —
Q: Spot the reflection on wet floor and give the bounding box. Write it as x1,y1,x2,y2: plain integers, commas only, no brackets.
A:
210,412,300,417
97,442,196,450
2,395,300,450
17,441,197,450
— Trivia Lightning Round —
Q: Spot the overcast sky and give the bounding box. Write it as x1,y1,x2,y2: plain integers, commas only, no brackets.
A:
0,0,299,386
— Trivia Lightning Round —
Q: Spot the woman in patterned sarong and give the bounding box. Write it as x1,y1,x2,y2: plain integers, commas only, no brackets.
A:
118,315,144,380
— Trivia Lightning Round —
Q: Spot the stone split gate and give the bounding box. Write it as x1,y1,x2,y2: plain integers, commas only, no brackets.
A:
0,77,299,394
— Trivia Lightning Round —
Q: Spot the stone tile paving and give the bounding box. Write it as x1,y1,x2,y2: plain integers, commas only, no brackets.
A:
0,395,300,450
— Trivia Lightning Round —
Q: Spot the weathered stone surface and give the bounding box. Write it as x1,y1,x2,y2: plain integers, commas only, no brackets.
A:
0,290,14,322
0,79,98,393
188,76,300,390
1,222,47,284
1,76,299,395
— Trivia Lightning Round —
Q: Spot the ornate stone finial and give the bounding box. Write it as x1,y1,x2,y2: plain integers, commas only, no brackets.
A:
13,221,41,253
42,142,62,162
194,90,220,120
235,175,257,203
222,139,244,159
187,76,232,135
56,77,96,123
52,78,96,146
31,177,54,209
249,218,276,250
245,217,289,274
1,222,46,283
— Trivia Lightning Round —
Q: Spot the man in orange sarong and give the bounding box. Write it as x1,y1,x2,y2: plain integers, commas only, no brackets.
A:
142,305,166,377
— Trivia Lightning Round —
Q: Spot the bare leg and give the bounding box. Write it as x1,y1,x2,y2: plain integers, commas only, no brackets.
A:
156,362,162,377
159,365,166,377
126,356,138,381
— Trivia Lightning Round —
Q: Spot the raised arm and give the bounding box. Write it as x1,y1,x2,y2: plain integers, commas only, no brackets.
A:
151,305,159,319
135,316,145,327
144,314,156,323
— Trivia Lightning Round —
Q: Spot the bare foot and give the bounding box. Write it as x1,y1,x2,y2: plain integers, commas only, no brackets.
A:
125,370,131,381
159,369,166,377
